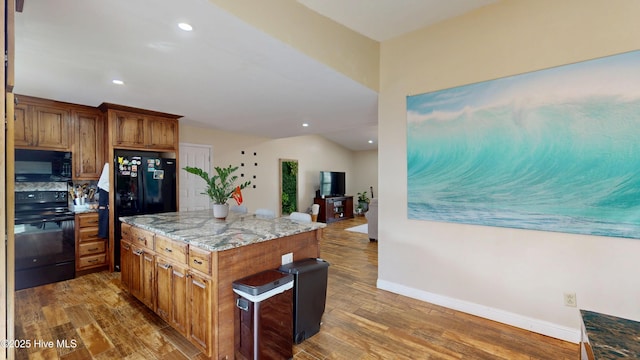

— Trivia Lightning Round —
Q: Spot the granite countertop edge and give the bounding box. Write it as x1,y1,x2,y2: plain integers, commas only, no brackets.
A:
119,210,325,252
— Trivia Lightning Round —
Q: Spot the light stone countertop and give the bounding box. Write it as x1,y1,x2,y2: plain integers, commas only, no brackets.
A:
119,210,325,252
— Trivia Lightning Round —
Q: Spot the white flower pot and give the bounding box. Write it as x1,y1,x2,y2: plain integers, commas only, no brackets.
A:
212,203,229,219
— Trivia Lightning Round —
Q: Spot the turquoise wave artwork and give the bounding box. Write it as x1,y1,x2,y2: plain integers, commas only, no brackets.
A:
407,50,640,239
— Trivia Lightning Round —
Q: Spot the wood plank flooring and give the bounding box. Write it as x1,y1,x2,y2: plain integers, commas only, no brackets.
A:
13,216,579,359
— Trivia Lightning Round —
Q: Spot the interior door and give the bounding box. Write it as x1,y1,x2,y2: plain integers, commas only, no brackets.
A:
179,144,211,211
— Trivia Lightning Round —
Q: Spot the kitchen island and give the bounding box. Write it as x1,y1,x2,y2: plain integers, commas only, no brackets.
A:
119,210,325,360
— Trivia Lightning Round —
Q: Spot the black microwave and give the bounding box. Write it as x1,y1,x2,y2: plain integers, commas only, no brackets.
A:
15,149,72,182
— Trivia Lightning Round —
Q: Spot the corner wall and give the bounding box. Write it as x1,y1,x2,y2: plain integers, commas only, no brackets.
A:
378,0,640,342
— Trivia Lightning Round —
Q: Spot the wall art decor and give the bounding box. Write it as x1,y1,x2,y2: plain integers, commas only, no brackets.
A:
407,50,640,239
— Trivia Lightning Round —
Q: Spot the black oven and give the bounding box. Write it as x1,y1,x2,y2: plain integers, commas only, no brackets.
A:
14,191,75,290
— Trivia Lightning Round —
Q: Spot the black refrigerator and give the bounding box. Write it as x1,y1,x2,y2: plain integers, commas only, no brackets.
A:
113,150,177,270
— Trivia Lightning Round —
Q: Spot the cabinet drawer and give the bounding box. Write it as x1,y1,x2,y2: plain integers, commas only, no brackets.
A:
121,223,132,241
155,235,187,264
79,241,106,256
189,247,211,275
79,227,100,242
130,226,154,250
78,213,99,227
78,253,107,269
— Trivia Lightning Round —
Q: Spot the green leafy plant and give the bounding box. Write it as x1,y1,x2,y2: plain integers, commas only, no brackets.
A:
183,165,251,205
281,160,298,214
357,190,370,204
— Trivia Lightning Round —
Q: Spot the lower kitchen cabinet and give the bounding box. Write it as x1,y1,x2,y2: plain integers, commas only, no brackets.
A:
121,226,213,358
141,250,155,309
75,212,108,274
188,272,212,355
120,240,132,290
156,257,189,336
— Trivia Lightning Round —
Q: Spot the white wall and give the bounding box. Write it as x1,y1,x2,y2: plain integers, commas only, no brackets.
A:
180,124,360,215
378,0,640,343
352,150,378,199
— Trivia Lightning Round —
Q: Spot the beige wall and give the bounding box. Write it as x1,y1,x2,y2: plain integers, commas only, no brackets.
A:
180,124,360,215
378,0,640,342
209,0,379,91
352,150,378,199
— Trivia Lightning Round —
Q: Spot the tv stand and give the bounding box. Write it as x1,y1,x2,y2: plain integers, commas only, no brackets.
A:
314,196,354,223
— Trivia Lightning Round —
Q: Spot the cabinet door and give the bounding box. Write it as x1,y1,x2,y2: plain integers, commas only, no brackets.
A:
189,273,212,356
130,246,144,299
113,111,145,148
171,264,189,336
155,258,188,335
146,116,177,150
14,102,35,147
155,260,172,322
74,109,105,180
120,241,133,291
35,105,71,150
141,252,156,309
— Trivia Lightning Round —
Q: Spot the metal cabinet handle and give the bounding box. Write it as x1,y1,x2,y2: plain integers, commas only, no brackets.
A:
133,249,144,256
159,263,171,270
193,259,203,265
88,247,99,252
164,247,173,253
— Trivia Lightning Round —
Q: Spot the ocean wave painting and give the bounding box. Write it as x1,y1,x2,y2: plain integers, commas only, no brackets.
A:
407,50,640,239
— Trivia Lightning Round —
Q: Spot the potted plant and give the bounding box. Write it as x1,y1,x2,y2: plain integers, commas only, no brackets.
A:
183,165,251,219
357,190,370,213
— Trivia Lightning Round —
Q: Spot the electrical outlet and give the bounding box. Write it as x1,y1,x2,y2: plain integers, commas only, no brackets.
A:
281,252,293,265
563,292,577,307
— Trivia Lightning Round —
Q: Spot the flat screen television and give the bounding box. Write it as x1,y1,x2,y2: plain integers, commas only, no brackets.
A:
319,171,346,197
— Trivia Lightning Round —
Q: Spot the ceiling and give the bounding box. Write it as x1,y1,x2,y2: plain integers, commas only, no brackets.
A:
14,0,497,151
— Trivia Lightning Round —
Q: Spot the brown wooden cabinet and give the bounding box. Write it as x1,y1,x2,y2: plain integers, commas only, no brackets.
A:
155,256,189,336
129,244,143,300
141,250,156,309
146,116,179,150
120,239,133,290
120,222,320,360
14,96,71,150
112,110,145,148
73,108,105,180
75,212,108,274
120,225,212,357
188,272,212,355
100,103,181,151
314,196,354,223
128,243,155,309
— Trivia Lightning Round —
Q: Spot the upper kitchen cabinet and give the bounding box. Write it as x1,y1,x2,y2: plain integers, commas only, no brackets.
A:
73,107,105,180
99,103,181,151
14,95,71,151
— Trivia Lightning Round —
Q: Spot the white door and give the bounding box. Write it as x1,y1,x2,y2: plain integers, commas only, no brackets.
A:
179,144,211,211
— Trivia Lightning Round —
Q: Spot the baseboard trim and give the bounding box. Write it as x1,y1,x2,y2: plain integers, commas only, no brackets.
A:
376,279,581,344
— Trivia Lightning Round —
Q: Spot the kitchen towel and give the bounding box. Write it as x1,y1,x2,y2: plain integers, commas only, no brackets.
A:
97,163,109,191
98,187,109,239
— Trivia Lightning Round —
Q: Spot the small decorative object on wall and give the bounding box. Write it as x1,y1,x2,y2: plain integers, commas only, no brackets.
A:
280,159,298,215
407,50,640,239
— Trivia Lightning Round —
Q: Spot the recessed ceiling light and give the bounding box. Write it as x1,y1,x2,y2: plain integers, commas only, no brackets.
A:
112,79,124,85
302,123,309,127
178,23,193,31
368,140,374,144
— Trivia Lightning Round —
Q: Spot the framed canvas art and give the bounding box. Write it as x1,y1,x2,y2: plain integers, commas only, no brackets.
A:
407,50,640,239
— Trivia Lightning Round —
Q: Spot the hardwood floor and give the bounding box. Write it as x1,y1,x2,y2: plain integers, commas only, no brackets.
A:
14,217,579,359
